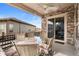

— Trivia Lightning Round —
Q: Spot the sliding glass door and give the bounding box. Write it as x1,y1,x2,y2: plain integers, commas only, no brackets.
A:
48,17,64,41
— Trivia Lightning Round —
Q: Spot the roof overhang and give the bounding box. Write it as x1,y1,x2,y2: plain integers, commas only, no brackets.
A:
8,3,45,17
8,3,75,17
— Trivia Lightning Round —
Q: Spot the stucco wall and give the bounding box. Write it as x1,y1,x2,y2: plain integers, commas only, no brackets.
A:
7,21,20,34
20,23,35,34
7,21,35,34
0,20,35,40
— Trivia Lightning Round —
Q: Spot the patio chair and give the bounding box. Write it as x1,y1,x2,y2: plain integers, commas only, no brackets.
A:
38,38,55,56
48,38,55,55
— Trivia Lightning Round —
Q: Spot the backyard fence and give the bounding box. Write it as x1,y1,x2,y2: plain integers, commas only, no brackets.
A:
0,34,20,56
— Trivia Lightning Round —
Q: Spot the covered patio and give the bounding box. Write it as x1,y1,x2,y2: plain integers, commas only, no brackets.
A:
0,3,79,56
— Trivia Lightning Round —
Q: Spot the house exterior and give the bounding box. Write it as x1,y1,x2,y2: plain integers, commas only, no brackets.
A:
38,4,77,45
1,3,79,55
0,18,36,37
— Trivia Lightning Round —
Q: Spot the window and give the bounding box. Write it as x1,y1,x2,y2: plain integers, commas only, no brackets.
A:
0,24,4,30
9,24,13,30
9,24,14,32
0,24,6,33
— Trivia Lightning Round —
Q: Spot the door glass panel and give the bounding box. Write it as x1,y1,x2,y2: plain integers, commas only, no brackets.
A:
48,17,64,41
48,18,54,38
55,17,64,40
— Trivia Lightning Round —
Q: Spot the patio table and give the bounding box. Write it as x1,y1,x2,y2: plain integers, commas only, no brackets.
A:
15,40,38,56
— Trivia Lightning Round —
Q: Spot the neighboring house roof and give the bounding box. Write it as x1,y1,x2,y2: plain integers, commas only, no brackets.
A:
0,18,36,27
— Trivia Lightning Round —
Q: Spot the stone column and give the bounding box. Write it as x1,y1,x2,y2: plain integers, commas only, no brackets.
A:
66,4,77,45
41,16,48,43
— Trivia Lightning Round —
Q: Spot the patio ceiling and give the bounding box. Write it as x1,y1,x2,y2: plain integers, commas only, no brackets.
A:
39,3,74,14
8,3,74,17
8,3,45,16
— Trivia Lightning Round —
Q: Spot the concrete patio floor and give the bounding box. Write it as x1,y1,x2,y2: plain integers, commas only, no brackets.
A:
54,43,75,56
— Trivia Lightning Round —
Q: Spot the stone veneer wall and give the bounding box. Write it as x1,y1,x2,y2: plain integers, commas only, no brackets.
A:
67,11,75,45
74,4,79,56
41,12,75,44
41,5,77,45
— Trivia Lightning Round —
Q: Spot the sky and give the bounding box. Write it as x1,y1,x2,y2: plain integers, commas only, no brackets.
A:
0,3,41,28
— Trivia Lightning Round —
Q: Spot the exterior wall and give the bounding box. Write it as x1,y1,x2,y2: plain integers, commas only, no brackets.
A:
67,11,75,44
0,20,36,40
42,5,76,44
7,21,35,34
7,21,36,40
20,23,35,34
20,23,36,38
74,4,79,55
7,21,20,34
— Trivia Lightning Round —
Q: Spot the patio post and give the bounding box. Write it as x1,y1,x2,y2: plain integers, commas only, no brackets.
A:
41,16,48,43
